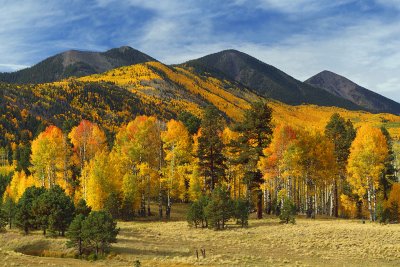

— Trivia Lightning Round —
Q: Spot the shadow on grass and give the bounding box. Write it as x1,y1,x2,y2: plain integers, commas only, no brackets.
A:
113,237,191,257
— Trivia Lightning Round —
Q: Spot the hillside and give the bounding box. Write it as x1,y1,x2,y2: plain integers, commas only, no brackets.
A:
2,60,400,153
305,70,400,115
0,46,155,84
181,50,363,111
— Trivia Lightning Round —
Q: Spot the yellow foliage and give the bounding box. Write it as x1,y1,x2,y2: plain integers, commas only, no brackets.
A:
386,183,400,214
347,125,388,198
340,194,358,218
84,150,114,211
3,171,39,202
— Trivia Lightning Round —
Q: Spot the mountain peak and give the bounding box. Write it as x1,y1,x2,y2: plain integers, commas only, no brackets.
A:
181,51,362,111
0,46,155,84
306,71,400,114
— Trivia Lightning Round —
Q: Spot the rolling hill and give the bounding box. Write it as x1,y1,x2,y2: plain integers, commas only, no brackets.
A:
305,70,400,115
0,46,155,84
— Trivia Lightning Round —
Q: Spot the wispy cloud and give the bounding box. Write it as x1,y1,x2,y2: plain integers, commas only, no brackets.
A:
0,0,399,102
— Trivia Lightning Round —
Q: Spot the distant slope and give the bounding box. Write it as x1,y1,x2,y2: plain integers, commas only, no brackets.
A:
0,46,155,84
305,70,400,115
181,49,363,111
2,60,400,152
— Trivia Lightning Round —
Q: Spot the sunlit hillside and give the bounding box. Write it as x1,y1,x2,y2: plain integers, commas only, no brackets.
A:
269,101,400,138
75,62,400,138
76,61,260,121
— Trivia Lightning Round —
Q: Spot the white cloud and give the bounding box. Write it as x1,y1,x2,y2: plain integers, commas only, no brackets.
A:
0,0,399,103
234,0,356,14
230,20,400,102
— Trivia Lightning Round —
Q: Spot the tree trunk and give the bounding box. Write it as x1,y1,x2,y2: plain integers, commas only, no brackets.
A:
367,184,373,222
263,185,268,214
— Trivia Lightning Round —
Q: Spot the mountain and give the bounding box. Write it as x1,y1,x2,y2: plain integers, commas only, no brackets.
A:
180,49,363,111
2,59,400,156
0,46,155,84
305,70,400,115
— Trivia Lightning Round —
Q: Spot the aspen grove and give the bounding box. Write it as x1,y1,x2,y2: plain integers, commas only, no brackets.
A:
1,102,399,225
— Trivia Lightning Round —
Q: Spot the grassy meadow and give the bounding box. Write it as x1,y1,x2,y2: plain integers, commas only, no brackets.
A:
1,203,400,266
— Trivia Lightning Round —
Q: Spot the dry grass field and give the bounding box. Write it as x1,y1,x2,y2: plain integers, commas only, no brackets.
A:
1,204,400,266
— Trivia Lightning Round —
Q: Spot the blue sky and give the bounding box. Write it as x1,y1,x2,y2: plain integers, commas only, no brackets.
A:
1,0,400,102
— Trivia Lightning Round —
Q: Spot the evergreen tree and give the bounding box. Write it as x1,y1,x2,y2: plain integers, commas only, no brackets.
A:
187,195,209,228
15,186,46,234
66,214,85,256
0,202,7,231
234,198,249,227
380,127,397,200
232,101,273,219
197,106,225,192
75,199,92,217
31,185,75,236
204,186,234,230
178,111,201,135
2,196,16,229
46,185,75,236
104,192,122,219
81,211,119,255
325,113,356,217
279,196,296,224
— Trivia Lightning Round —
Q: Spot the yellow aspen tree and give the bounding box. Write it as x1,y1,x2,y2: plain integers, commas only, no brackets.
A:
69,120,107,199
31,126,71,190
258,124,297,213
222,127,245,199
347,125,388,221
162,119,192,217
84,150,114,210
112,116,160,216
3,171,39,202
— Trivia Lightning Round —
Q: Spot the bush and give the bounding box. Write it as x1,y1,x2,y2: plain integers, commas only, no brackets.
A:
377,202,390,224
279,197,296,224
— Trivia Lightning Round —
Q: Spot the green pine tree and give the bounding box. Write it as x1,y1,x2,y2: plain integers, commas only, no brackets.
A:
197,106,226,192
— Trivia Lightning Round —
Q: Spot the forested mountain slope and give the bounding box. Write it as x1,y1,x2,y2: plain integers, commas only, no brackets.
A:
1,60,400,159
0,46,155,84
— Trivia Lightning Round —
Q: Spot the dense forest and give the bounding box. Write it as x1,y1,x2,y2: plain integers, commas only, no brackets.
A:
1,101,399,231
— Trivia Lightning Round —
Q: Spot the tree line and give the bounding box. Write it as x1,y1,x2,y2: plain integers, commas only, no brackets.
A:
1,102,400,227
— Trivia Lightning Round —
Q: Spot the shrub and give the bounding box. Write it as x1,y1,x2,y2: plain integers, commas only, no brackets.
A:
279,197,296,224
